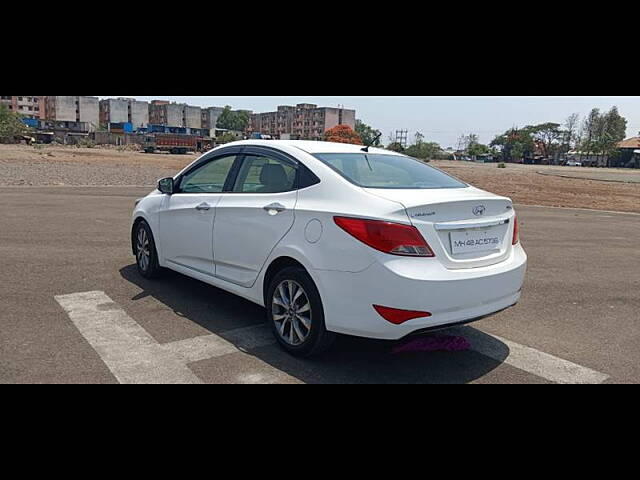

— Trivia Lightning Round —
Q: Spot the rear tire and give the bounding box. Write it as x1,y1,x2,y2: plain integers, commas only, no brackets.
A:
134,220,162,279
266,266,335,357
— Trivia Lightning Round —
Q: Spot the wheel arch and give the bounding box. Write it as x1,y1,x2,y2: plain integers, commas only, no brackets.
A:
262,256,311,307
131,215,156,256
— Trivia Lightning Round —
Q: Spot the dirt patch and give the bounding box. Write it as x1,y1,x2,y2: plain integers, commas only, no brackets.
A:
432,160,640,214
1,145,638,213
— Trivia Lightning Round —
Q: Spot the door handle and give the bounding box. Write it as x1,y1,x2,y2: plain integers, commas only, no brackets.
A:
263,202,286,214
195,202,211,211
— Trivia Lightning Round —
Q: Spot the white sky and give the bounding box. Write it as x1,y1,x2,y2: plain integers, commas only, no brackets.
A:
101,96,640,148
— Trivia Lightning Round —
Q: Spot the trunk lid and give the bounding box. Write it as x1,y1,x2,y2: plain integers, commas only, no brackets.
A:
364,186,515,269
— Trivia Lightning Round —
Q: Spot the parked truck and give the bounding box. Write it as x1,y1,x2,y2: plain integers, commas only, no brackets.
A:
142,133,202,154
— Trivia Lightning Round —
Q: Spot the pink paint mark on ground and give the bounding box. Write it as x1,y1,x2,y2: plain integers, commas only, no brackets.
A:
391,335,471,354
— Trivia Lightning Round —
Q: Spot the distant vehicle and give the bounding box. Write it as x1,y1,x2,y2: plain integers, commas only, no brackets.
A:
143,133,201,155
565,160,582,167
131,140,526,356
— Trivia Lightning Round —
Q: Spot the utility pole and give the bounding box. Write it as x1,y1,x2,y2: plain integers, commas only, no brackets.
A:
395,129,408,148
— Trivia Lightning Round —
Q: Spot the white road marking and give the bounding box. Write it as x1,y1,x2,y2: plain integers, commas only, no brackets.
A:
55,291,203,384
57,291,610,384
55,290,275,384
455,327,609,384
163,324,274,363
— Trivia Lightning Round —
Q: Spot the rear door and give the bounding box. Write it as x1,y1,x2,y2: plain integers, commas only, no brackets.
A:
212,147,299,287
159,151,240,276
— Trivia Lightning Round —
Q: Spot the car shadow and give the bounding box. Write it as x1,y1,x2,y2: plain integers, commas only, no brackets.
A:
119,264,510,384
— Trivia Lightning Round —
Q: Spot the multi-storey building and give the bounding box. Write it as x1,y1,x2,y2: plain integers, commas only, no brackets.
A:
45,96,99,131
250,103,356,140
99,98,149,128
202,106,224,137
183,105,202,129
150,101,202,129
0,96,46,119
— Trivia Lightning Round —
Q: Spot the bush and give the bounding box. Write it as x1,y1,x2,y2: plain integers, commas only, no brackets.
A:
498,162,506,168
76,138,95,148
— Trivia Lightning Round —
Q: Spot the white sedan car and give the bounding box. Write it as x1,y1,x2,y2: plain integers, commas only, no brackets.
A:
132,140,527,356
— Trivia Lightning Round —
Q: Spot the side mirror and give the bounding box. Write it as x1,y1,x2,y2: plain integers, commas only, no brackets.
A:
158,177,175,195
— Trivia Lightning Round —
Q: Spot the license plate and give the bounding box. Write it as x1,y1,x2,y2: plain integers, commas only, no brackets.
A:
450,229,502,254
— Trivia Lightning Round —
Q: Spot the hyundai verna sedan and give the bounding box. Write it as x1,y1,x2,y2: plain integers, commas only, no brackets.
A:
132,140,527,356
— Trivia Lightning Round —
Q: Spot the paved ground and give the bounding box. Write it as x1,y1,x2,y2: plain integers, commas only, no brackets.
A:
1,186,639,383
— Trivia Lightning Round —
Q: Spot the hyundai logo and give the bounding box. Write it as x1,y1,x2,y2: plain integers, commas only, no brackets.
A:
472,205,486,216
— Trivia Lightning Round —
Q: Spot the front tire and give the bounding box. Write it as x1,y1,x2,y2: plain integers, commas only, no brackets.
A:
266,266,335,357
134,220,161,279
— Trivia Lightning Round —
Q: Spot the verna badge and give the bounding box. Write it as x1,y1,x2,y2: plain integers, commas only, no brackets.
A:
472,205,486,216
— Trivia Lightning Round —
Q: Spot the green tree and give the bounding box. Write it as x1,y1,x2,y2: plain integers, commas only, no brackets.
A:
577,107,626,166
355,119,381,146
386,142,405,152
216,106,250,132
524,122,562,158
491,127,535,162
0,104,29,142
216,132,238,144
406,141,444,160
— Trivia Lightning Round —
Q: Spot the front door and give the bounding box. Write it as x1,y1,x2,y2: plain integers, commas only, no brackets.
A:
213,151,298,287
159,153,239,277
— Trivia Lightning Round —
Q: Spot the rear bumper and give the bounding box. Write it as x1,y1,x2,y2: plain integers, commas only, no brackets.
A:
311,244,527,340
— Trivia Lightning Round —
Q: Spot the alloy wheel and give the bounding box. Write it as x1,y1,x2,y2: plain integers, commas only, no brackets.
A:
272,280,312,346
136,227,151,272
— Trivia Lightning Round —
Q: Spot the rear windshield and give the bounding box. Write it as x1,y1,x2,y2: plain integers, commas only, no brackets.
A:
313,153,467,189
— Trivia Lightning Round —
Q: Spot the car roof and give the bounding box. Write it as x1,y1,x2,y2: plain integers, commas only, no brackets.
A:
225,139,402,156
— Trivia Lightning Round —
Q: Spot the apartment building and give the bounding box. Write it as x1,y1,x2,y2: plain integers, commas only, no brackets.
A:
45,96,99,131
149,101,201,128
0,96,46,119
202,106,224,132
250,103,356,140
99,98,149,128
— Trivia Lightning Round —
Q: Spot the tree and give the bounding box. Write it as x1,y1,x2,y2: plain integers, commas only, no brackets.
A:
405,141,443,160
596,107,627,166
216,106,250,132
562,113,580,154
579,108,600,160
456,133,478,152
216,132,238,144
524,122,562,158
386,142,405,152
491,127,535,162
577,107,627,166
355,119,381,146
0,104,29,143
324,125,363,145
467,141,490,157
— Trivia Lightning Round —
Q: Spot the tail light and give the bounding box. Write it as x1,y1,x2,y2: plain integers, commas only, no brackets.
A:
334,216,434,257
373,305,432,324
512,216,519,245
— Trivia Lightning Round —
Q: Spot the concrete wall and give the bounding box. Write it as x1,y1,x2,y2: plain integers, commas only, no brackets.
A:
52,96,77,122
166,104,183,127
184,105,202,129
341,109,356,130
108,99,129,123
129,100,149,128
78,96,99,131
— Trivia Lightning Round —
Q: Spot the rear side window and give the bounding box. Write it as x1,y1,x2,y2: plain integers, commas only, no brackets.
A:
314,153,467,189
233,154,296,193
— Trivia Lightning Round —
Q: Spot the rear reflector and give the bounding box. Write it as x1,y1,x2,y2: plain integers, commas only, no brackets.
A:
373,305,432,324
512,216,519,245
334,216,434,257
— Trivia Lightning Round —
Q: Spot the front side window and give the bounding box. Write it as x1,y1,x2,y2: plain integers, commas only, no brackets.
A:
314,153,467,189
233,154,296,193
179,155,237,193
